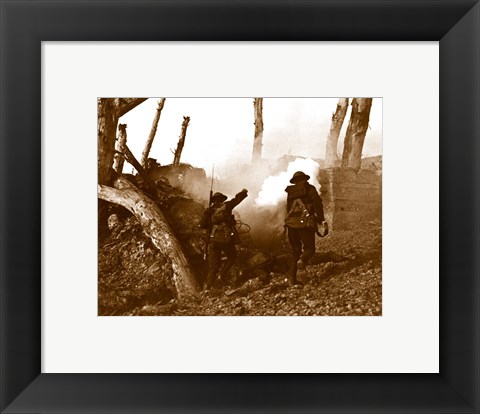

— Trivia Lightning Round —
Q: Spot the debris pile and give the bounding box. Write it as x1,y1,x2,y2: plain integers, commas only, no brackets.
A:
98,168,382,316
98,216,175,315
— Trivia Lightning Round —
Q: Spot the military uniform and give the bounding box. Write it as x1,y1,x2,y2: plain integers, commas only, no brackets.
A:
201,189,248,290
285,171,325,284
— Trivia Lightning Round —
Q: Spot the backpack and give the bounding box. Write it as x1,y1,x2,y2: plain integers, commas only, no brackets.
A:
209,203,237,244
199,203,231,230
212,203,231,225
284,184,317,230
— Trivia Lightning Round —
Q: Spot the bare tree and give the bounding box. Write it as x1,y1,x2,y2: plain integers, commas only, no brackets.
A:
98,98,147,185
98,177,201,299
172,116,190,166
325,98,349,168
341,98,373,171
140,98,166,168
113,124,128,173
99,102,200,298
251,98,264,164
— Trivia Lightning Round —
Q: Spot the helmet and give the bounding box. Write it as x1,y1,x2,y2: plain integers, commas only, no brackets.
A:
290,171,310,183
211,192,228,202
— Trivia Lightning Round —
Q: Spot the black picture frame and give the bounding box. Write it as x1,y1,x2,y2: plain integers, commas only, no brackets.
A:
1,1,479,413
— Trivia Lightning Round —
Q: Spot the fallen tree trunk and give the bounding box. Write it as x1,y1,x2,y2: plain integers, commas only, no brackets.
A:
98,176,201,299
123,145,158,189
118,144,171,197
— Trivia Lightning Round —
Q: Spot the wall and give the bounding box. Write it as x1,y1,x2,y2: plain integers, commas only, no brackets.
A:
319,168,382,230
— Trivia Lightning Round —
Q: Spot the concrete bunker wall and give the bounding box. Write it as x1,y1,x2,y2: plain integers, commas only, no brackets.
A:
319,168,382,230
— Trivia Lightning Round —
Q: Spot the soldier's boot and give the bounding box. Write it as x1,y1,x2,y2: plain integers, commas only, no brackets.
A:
295,259,308,285
287,269,303,286
296,259,306,270
205,270,217,291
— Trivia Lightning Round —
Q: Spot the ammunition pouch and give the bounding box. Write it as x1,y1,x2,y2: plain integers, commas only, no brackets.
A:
285,212,317,230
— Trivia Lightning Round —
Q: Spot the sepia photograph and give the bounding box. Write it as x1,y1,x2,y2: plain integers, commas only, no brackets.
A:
98,97,382,316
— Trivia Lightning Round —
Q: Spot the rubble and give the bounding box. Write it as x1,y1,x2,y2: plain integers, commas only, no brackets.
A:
99,192,382,316
99,159,382,316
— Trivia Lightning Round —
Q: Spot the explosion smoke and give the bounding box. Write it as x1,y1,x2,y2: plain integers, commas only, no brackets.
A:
201,157,322,252
244,158,321,251
255,158,321,206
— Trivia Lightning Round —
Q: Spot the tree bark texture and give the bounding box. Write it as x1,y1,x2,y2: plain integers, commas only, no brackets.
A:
98,98,147,185
325,98,349,168
98,176,201,299
98,99,120,185
341,98,373,171
120,144,169,199
113,124,128,173
251,98,264,164
172,116,190,166
141,98,166,168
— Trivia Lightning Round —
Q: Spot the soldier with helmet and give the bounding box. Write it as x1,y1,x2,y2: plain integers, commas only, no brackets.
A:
284,171,326,285
200,189,248,291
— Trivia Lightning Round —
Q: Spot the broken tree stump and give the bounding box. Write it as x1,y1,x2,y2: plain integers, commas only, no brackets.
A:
141,98,166,168
341,98,373,171
251,98,264,164
325,98,349,168
98,98,147,238
98,98,147,186
113,124,128,173
172,116,190,166
98,176,201,299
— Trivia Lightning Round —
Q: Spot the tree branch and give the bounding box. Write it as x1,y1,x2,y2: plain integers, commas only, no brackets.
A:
98,177,201,299
116,98,148,117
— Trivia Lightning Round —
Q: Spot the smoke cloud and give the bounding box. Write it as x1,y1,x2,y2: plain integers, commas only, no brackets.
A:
255,158,321,207
213,158,322,252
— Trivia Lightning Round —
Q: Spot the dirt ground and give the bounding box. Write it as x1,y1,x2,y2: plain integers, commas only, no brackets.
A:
98,208,382,316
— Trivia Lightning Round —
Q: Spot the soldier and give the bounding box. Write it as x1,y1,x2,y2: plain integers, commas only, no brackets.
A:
284,171,326,285
200,189,248,291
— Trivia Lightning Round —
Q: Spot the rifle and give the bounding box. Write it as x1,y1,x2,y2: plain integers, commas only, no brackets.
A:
203,165,215,260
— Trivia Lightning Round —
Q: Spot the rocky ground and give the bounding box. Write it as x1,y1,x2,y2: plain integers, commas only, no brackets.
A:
99,206,382,316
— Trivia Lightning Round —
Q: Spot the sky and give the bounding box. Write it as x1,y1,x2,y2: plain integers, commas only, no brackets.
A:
119,98,382,178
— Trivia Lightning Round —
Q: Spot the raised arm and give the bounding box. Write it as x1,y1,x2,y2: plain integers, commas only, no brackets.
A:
226,189,248,211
